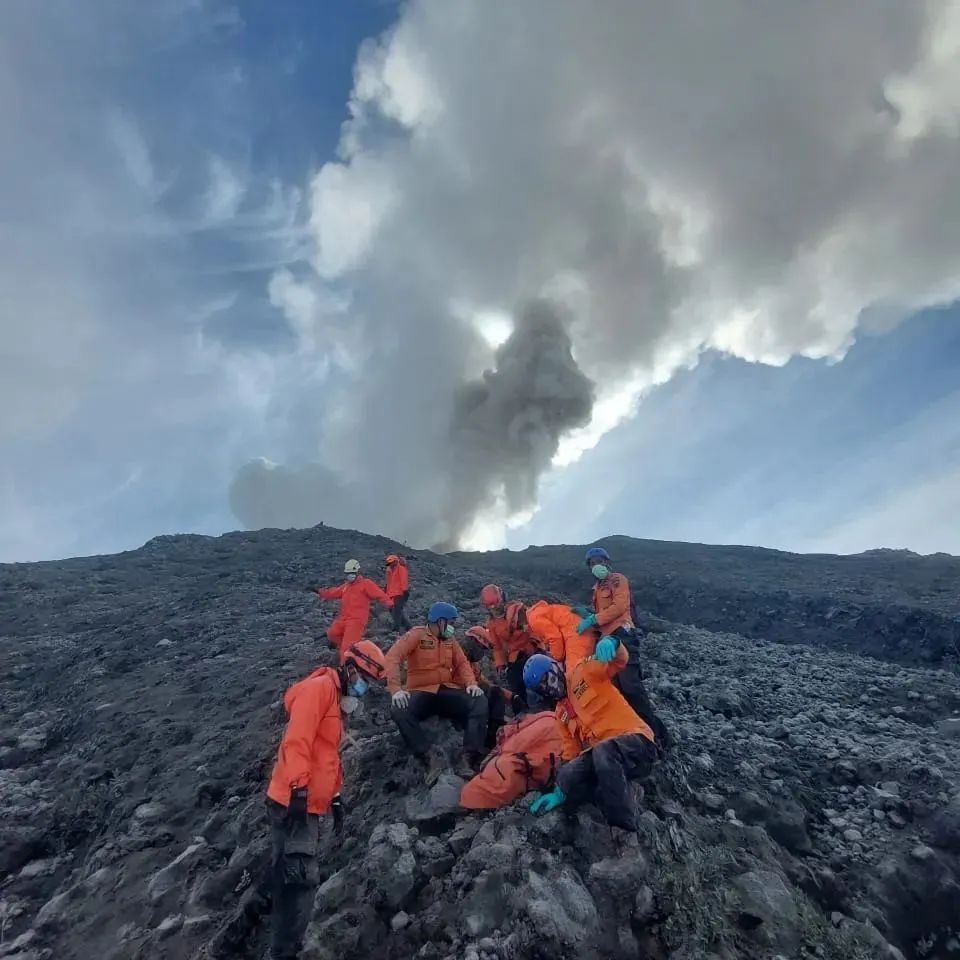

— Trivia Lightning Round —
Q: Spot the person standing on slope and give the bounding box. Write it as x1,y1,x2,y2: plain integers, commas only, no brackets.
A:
387,602,488,783
264,640,387,960
575,547,671,750
384,554,412,632
480,585,540,711
312,559,392,661
523,650,658,839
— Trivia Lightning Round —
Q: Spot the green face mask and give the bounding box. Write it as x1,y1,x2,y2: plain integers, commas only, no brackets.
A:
442,624,456,639
591,564,609,580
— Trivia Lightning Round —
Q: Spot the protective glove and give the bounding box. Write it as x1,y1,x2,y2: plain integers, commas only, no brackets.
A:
466,684,484,698
594,636,618,663
529,786,566,815
392,690,411,709
287,787,309,825
330,794,345,834
576,613,598,635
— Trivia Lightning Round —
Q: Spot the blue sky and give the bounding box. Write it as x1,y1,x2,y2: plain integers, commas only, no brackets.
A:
2,1,960,562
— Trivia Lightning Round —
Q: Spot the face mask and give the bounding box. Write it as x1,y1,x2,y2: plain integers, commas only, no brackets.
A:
591,564,609,580
349,678,369,697
346,573,358,582
442,625,456,639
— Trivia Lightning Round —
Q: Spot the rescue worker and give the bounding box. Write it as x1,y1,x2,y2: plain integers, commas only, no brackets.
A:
526,599,598,673
264,640,387,960
522,650,657,836
313,559,393,661
386,602,488,783
462,626,516,748
460,710,566,810
384,554,412,632
575,547,671,750
480,584,540,710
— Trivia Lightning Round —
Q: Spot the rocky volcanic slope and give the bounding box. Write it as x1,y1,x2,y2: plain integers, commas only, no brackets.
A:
1,525,959,960
453,537,960,669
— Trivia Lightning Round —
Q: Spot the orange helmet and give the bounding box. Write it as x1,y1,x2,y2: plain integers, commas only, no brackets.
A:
505,601,526,634
343,640,387,682
480,584,505,608
466,625,492,649
385,554,399,565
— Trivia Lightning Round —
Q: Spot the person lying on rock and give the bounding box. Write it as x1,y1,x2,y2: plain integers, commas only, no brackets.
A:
462,626,518,748
576,546,672,751
264,640,387,960
386,602,488,784
459,710,568,810
311,558,393,662
480,584,542,711
522,650,658,839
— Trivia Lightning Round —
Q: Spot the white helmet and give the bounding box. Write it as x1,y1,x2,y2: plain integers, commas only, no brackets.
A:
344,559,361,574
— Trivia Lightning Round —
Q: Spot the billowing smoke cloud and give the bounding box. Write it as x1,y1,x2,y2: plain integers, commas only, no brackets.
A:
233,0,960,548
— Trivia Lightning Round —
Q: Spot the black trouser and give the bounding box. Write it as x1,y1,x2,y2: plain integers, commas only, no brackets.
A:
505,654,529,711
612,628,672,752
391,687,488,756
485,685,510,749
390,591,412,631
266,799,320,960
558,734,657,832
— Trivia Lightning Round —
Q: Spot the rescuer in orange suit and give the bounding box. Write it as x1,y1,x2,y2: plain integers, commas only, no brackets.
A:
264,640,387,960
312,559,392,661
523,648,657,836
525,600,599,673
480,585,541,710
384,554,412,632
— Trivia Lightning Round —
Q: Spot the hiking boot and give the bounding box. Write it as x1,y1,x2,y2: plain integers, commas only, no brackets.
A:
417,753,445,786
453,752,483,779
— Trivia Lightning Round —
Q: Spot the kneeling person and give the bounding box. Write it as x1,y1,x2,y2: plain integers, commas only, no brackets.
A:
265,640,387,960
523,649,658,835
387,602,487,782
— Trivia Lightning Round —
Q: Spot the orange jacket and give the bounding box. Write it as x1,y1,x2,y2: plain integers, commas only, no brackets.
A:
266,668,343,815
487,604,540,670
385,560,409,599
592,572,633,634
460,712,568,810
526,601,597,673
555,647,654,758
386,627,475,694
318,576,393,621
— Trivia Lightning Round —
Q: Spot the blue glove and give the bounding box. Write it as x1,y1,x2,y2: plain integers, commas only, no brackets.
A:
576,613,597,635
594,636,617,663
529,786,566,815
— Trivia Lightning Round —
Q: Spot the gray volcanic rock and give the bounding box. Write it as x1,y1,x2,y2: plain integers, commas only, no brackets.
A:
0,523,958,960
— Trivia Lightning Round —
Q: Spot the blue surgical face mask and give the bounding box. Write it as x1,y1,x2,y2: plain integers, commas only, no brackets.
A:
346,573,358,582
591,564,609,580
349,677,369,697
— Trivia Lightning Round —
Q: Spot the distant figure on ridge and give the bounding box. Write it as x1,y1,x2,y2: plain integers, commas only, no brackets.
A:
384,554,412,632
312,559,393,661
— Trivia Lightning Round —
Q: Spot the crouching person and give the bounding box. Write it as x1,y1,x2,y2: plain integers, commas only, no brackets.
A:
523,649,658,839
264,640,387,960
386,602,487,783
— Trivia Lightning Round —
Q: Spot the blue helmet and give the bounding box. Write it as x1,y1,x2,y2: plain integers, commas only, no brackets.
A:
585,546,611,566
427,601,459,623
523,653,560,689
523,654,566,701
